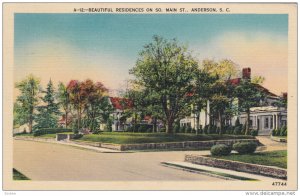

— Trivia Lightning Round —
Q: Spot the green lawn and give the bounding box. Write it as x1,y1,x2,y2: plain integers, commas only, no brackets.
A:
76,132,254,144
15,132,73,138
13,168,30,180
212,150,287,169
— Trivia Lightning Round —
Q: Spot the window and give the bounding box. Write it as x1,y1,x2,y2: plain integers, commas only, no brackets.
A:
270,116,273,129
265,117,269,128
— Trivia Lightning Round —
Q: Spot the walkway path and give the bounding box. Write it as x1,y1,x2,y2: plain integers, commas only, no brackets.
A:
256,136,287,152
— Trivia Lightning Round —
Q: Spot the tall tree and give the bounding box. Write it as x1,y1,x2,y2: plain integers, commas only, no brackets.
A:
34,79,60,129
81,79,109,131
193,69,218,133
14,75,41,133
57,82,71,128
67,80,85,130
201,59,240,130
130,35,198,133
210,81,231,135
234,79,265,135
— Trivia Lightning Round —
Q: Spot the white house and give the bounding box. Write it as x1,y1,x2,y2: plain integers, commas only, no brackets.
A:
180,68,287,135
13,124,30,134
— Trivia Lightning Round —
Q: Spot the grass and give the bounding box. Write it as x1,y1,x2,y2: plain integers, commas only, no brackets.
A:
76,132,254,144
211,150,287,169
13,168,30,180
15,132,74,138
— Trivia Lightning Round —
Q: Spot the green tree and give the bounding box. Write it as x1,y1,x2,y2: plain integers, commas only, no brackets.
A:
81,79,110,131
67,80,85,130
34,79,60,129
122,87,146,132
130,36,198,133
210,81,231,135
14,75,41,133
201,59,239,132
57,82,71,128
234,79,265,135
193,69,218,133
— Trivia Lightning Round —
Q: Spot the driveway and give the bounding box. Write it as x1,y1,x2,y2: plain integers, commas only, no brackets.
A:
256,136,287,152
13,140,222,181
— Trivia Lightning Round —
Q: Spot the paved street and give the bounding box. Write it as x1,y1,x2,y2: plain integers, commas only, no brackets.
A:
13,140,222,181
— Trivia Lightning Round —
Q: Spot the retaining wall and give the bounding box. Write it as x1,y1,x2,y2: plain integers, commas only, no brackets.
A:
185,154,287,179
56,133,75,141
119,139,260,151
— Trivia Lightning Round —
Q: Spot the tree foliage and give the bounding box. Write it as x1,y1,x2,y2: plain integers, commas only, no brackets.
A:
130,36,198,133
234,79,265,135
14,75,41,133
34,79,61,130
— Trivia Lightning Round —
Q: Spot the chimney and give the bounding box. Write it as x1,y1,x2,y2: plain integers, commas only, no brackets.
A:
282,92,287,100
242,67,251,80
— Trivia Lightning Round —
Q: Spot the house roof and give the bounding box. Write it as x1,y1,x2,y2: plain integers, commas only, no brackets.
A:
58,115,72,124
109,97,133,110
228,78,278,97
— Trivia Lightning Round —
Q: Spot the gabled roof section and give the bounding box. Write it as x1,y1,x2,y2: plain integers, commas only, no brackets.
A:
227,77,278,98
109,97,133,110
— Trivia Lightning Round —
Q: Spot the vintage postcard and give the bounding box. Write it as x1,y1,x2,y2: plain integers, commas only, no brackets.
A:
2,2,297,191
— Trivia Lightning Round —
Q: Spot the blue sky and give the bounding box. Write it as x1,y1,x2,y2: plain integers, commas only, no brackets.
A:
14,14,288,95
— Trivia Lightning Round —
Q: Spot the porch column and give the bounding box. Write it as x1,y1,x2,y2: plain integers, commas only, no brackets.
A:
275,114,278,129
272,114,275,130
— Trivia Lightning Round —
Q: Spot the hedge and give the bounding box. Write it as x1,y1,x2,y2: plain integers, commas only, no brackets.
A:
33,128,72,136
233,142,257,154
210,144,232,156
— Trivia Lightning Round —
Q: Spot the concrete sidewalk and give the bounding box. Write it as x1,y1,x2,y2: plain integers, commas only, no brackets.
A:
162,161,279,181
59,141,125,153
14,137,122,153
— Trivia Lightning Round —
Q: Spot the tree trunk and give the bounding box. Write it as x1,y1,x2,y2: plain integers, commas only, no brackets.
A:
153,117,157,133
77,107,81,130
29,118,33,133
245,110,250,135
133,113,137,132
196,112,200,135
218,111,222,135
166,118,174,134
204,109,207,126
65,112,68,128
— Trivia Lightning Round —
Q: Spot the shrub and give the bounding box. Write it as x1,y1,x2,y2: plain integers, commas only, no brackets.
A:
199,125,203,134
210,144,232,156
125,126,133,132
179,126,185,133
216,127,221,134
233,126,242,135
92,130,100,134
72,134,83,139
235,118,241,127
174,125,180,133
225,125,233,134
241,124,246,135
203,125,208,134
146,127,153,133
280,125,287,136
250,129,258,136
33,128,72,136
106,120,113,132
185,126,192,133
212,125,217,134
191,128,196,133
160,127,166,132
233,142,257,154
